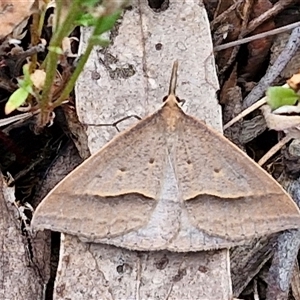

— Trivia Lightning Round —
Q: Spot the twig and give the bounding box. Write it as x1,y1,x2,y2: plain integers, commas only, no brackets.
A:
210,0,244,31
244,0,298,37
218,0,253,75
243,26,300,109
266,229,300,300
214,21,300,52
258,135,292,166
223,98,267,130
214,0,298,75
0,112,37,127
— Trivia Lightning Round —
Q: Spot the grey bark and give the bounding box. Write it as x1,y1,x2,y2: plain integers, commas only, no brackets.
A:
53,1,232,299
0,174,46,300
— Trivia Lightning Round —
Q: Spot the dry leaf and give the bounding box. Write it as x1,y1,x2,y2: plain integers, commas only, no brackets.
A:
30,69,46,90
273,105,300,115
261,104,300,133
0,0,35,39
287,73,300,91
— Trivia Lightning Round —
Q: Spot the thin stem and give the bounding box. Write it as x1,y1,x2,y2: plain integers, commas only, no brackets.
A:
38,1,50,36
55,0,62,31
53,12,121,107
39,0,81,115
53,41,94,108
30,0,40,73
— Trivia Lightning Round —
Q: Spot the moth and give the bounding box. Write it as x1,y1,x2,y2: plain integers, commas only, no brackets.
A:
32,61,300,251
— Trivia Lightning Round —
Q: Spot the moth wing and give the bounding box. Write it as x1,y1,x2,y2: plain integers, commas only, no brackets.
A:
32,112,168,241
175,113,300,242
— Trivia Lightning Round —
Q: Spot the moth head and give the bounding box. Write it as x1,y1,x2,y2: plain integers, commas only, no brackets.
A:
162,94,182,104
162,60,182,106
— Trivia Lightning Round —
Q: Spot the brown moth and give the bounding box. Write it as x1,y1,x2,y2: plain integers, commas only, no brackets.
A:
32,61,300,251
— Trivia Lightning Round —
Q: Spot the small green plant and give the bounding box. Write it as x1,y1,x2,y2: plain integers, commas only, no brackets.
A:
5,65,34,114
5,0,128,126
266,86,299,110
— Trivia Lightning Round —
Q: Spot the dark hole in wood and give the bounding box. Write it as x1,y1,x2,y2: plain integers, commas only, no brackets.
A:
148,0,169,11
155,255,169,270
198,265,208,273
214,167,221,173
116,264,124,273
155,43,163,50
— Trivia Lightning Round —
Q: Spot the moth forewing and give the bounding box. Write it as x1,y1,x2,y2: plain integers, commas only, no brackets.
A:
31,61,300,251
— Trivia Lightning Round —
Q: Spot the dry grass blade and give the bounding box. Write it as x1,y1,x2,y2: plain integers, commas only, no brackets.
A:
223,98,267,130
214,21,300,52
258,135,293,166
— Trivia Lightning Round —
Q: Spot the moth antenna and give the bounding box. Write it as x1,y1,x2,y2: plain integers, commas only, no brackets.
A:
168,60,178,95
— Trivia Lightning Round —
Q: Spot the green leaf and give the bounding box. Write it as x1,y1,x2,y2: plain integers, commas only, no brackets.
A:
90,36,110,47
94,10,121,35
18,79,33,94
266,86,299,110
5,88,29,114
23,84,33,94
76,13,97,26
20,64,33,86
81,0,99,7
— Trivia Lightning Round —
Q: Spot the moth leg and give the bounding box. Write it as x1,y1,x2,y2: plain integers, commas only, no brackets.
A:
85,115,142,132
111,115,142,132
177,98,186,106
